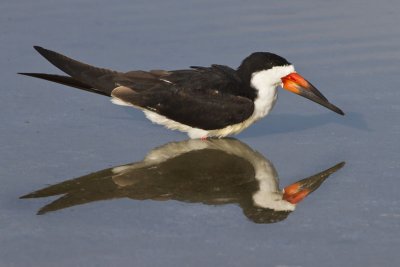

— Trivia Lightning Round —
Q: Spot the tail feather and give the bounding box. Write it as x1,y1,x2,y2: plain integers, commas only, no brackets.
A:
18,73,110,96
31,46,121,95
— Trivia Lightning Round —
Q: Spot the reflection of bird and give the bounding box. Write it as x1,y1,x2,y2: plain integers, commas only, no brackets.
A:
21,139,345,223
20,47,344,138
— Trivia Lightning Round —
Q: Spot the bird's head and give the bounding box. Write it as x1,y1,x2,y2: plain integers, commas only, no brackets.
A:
238,52,344,115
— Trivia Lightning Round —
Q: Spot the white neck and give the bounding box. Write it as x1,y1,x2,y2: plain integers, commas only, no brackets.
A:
250,65,295,120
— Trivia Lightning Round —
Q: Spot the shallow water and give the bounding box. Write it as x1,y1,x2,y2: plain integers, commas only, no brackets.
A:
1,0,400,266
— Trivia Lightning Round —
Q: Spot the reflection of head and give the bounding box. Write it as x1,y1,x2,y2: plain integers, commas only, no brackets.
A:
240,199,291,224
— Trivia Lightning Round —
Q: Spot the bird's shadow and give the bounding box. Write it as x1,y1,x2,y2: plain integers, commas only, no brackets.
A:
240,111,368,138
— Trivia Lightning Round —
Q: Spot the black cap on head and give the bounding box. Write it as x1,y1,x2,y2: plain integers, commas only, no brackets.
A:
237,52,291,82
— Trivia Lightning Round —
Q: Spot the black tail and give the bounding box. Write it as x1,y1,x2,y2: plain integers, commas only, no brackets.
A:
19,46,123,96
18,73,109,96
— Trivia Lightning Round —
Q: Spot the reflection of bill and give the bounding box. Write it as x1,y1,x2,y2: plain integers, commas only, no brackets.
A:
21,139,345,224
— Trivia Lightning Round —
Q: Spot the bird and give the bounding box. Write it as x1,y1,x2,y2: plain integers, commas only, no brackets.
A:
20,138,345,223
19,46,344,139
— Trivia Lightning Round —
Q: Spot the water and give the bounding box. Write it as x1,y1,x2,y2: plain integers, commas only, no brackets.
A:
1,0,400,266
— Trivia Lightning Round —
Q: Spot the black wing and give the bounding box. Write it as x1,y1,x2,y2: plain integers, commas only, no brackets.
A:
113,65,255,130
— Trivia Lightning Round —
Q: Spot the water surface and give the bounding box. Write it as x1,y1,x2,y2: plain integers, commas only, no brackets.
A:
1,0,400,266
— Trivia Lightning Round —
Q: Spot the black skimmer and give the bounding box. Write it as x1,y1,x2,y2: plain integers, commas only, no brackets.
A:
21,139,345,223
20,46,344,138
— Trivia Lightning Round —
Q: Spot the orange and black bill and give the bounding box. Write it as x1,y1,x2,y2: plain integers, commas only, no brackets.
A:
283,162,345,204
281,73,344,115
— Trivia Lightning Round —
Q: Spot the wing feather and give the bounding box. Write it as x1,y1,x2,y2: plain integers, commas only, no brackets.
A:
111,65,254,130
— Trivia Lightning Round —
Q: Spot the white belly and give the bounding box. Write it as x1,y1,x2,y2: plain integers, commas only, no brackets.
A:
113,84,278,139
143,89,277,139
